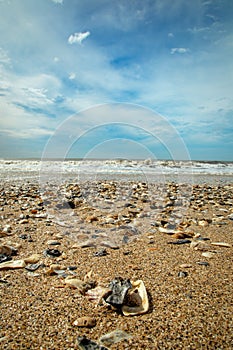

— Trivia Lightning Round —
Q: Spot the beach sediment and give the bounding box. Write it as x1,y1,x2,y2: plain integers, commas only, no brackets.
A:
0,180,233,349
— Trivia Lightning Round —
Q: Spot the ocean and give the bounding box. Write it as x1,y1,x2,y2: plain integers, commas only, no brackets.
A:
0,159,233,184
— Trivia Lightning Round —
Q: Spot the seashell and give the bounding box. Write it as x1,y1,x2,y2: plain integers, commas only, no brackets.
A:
122,280,149,316
99,329,132,346
0,259,26,270
158,227,179,235
105,277,132,307
77,336,108,350
85,286,111,305
210,242,231,248
73,316,96,328
65,277,96,294
0,245,13,256
24,254,41,264
202,252,216,259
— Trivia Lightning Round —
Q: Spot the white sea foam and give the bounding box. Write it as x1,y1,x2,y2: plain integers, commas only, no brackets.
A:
0,159,233,182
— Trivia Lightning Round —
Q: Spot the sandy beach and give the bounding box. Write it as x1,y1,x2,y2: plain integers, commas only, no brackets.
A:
0,179,233,349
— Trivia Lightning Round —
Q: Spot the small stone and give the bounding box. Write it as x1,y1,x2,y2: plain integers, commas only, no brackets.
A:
47,240,61,246
77,336,108,350
44,249,62,258
25,263,41,272
167,239,191,245
73,316,96,328
178,271,188,277
3,225,11,233
24,254,41,264
198,220,209,226
0,254,12,264
94,249,108,257
180,264,192,268
197,261,210,266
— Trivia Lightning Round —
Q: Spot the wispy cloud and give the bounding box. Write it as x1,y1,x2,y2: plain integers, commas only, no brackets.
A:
68,31,90,45
170,47,189,54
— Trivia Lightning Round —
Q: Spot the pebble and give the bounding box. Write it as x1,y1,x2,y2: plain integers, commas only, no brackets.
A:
94,248,108,257
24,254,41,264
73,316,96,328
197,261,210,266
43,249,62,258
46,240,61,246
178,271,188,277
167,239,191,245
77,336,108,350
25,263,42,272
0,254,12,264
179,264,192,268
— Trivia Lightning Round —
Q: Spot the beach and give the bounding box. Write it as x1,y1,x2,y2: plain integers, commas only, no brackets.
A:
0,161,233,349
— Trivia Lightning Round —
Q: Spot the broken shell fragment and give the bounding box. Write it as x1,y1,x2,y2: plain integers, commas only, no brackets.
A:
202,252,216,259
0,259,26,270
122,280,149,316
105,277,132,307
99,329,132,346
77,336,108,350
65,277,96,294
85,286,111,305
73,316,96,328
210,242,231,248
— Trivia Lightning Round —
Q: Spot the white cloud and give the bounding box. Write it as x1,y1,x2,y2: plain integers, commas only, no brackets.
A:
68,31,90,45
170,47,189,54
168,32,174,38
68,73,76,80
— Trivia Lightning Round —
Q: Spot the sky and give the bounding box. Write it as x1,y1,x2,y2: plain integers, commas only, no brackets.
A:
0,0,233,161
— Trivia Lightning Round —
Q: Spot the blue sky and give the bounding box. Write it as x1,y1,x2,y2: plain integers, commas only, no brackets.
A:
0,0,232,160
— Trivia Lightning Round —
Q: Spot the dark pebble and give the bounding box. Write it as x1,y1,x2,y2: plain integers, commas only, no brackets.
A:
68,266,77,271
77,336,108,349
168,239,191,245
94,249,108,257
25,263,42,271
197,261,210,266
105,277,132,307
0,254,12,264
43,249,62,258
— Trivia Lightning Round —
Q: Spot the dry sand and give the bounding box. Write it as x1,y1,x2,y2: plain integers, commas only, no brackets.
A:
0,180,233,349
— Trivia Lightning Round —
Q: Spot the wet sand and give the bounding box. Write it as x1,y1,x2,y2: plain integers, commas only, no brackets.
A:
0,180,233,349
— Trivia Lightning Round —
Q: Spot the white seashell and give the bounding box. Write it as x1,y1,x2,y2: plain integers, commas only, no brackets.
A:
202,252,216,259
210,242,231,248
99,329,132,346
85,286,111,305
0,259,26,270
122,280,149,316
